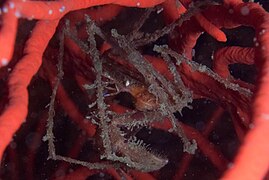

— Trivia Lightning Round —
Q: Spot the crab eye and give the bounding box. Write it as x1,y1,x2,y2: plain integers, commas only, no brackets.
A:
125,80,130,87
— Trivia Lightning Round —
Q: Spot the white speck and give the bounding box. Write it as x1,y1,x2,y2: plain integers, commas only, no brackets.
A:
199,65,207,72
59,6,66,13
255,42,259,47
253,37,257,42
1,58,9,66
157,8,163,14
249,123,255,129
261,113,269,120
211,52,214,60
48,9,53,15
228,9,234,14
10,142,17,149
15,11,21,18
9,2,15,9
2,6,8,13
240,6,250,16
227,163,234,169
136,2,141,7
259,29,266,35
191,49,195,57
27,15,35,20
125,80,130,86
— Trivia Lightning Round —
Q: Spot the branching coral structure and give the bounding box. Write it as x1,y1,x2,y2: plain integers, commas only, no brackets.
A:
0,0,269,179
